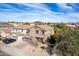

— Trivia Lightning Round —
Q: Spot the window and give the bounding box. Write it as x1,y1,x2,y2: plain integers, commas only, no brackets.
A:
12,29,16,32
42,30,45,34
12,29,15,31
21,29,23,32
36,30,39,34
12,29,14,31
36,37,44,43
27,29,30,34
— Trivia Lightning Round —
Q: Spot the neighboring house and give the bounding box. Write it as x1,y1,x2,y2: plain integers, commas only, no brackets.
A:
66,24,77,29
11,24,54,46
66,24,76,27
0,23,14,37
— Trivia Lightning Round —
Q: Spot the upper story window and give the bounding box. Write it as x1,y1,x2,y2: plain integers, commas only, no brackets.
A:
12,29,16,32
27,29,30,34
21,29,23,32
42,30,45,34
12,29,15,31
36,30,39,34
12,29,14,31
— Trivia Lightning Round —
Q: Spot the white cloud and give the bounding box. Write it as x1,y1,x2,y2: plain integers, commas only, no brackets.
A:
67,13,79,17
57,3,73,10
22,3,54,15
0,3,79,23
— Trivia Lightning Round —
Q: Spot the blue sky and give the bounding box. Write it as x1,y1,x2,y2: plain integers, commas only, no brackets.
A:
0,3,79,23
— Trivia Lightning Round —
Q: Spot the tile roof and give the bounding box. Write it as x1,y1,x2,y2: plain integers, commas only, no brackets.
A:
14,24,53,30
15,24,33,29
0,29,11,33
36,24,53,30
0,23,14,28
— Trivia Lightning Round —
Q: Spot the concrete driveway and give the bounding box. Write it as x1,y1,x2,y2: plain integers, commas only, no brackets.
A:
0,40,49,56
0,50,10,56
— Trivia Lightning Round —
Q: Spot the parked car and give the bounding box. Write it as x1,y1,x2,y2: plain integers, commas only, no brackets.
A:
0,35,3,41
3,38,16,44
0,37,2,41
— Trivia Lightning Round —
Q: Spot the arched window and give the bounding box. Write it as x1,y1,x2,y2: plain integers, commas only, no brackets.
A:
36,30,39,34
21,29,23,32
42,30,45,34
27,29,30,34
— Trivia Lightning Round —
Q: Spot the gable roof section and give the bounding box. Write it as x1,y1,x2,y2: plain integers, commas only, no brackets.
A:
0,23,14,33
14,24,33,29
36,24,53,31
0,23,14,28
0,29,11,34
13,24,53,31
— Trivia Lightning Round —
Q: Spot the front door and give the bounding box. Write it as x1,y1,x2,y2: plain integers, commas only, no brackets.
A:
36,37,44,43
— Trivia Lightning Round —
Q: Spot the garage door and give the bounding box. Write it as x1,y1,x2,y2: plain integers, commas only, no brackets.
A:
22,37,33,45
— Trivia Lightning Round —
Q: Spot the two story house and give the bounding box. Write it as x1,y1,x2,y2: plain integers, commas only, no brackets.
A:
11,24,54,46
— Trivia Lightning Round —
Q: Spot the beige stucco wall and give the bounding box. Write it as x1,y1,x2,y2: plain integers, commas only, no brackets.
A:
29,27,45,37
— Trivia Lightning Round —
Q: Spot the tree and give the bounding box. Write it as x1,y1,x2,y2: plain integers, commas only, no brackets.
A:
22,22,30,25
56,23,66,29
34,21,44,25
47,35,56,45
46,35,56,55
56,28,79,56
47,23,79,56
53,23,67,42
